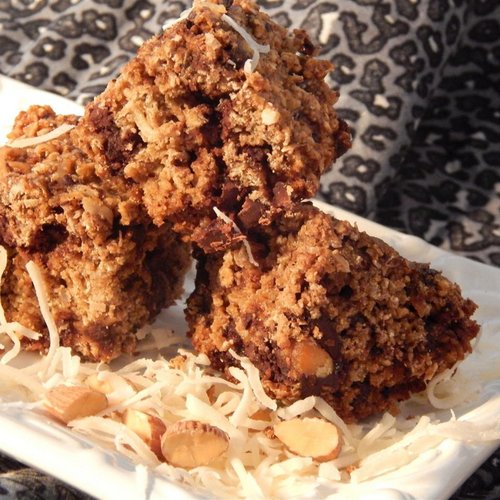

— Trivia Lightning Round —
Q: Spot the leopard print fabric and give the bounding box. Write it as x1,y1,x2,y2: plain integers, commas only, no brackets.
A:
0,0,498,265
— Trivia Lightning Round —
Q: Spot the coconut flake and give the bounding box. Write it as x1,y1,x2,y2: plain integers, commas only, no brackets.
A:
229,350,277,410
314,397,358,447
425,367,480,409
0,322,40,366
318,461,341,481
357,412,396,459
227,366,256,427
25,260,60,376
230,457,265,498
7,123,74,149
93,371,136,405
1,322,40,340
0,364,44,395
0,334,20,366
0,328,21,365
276,395,315,420
221,14,270,74
213,207,258,266
0,249,498,497
162,8,192,30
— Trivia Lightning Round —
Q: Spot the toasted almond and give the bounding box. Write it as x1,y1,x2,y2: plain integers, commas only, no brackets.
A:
161,420,229,469
274,417,342,462
44,385,108,424
85,372,135,405
124,409,167,460
85,373,113,394
291,340,333,378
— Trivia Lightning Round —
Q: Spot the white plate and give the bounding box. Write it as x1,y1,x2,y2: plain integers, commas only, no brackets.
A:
0,75,498,500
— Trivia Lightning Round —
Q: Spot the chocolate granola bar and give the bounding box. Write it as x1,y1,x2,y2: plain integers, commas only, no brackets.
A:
72,0,350,245
186,203,480,421
0,106,190,361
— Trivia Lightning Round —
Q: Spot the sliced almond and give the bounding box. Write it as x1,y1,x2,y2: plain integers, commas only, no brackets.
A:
44,385,108,424
274,417,342,462
124,409,167,460
161,420,229,469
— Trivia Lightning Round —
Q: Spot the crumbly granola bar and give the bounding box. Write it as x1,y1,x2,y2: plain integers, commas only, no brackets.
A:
72,0,350,245
0,106,190,361
186,203,480,422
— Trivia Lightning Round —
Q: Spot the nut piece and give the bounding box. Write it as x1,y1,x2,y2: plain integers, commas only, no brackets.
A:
86,373,113,394
291,340,333,378
161,420,229,469
85,372,135,405
124,409,167,460
274,417,342,462
261,106,279,125
44,385,108,424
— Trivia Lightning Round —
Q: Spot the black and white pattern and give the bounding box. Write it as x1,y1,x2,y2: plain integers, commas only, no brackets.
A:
0,1,499,496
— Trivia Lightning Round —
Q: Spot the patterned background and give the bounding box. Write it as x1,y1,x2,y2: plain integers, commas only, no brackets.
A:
0,0,499,497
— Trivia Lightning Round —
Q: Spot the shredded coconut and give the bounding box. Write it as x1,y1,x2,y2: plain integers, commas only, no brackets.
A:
0,330,20,365
213,207,259,266
25,260,60,377
6,123,74,149
161,7,192,30
221,14,270,73
230,349,277,410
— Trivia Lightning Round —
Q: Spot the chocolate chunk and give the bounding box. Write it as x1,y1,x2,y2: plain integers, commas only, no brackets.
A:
272,182,292,208
88,104,143,169
315,316,341,360
88,104,114,131
238,199,266,229
30,223,68,253
192,218,245,253
218,181,243,212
